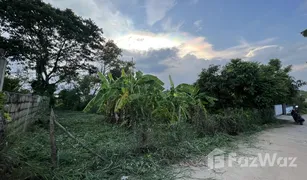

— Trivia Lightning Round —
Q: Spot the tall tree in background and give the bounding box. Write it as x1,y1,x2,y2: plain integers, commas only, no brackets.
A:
0,0,104,97
95,40,135,78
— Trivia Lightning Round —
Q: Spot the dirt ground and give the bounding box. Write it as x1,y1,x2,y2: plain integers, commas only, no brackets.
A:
176,115,307,180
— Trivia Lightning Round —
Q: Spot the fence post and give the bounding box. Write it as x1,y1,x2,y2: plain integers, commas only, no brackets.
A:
0,49,7,91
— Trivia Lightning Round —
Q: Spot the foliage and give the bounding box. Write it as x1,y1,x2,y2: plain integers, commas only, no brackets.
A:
196,59,306,110
95,40,135,77
300,90,307,99
195,108,276,136
83,71,214,151
2,76,30,94
84,71,210,126
301,29,307,37
0,0,106,96
57,89,82,111
56,75,100,111
1,111,270,180
292,91,307,114
0,92,4,111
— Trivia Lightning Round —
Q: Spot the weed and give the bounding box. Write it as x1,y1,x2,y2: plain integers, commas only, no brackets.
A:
1,109,277,180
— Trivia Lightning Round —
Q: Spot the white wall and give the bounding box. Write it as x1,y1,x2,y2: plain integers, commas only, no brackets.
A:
274,104,283,116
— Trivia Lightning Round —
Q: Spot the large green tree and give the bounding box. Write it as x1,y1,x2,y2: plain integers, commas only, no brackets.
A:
0,0,104,96
196,59,305,110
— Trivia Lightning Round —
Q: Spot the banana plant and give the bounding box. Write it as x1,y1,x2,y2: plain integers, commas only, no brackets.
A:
84,70,214,126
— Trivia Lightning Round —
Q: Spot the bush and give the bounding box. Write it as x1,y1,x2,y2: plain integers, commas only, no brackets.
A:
195,108,276,136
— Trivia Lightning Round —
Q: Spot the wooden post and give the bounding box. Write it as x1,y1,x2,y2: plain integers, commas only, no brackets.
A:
0,55,7,91
49,108,57,168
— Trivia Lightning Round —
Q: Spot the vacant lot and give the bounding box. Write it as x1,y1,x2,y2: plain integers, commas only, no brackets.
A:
3,111,250,180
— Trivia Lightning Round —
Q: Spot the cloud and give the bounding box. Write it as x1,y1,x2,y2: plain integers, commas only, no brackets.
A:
43,0,134,39
114,31,181,51
44,0,280,62
41,0,307,89
122,47,229,88
145,0,177,26
161,17,184,32
123,48,179,73
245,45,280,58
292,63,307,72
193,20,203,32
111,25,279,61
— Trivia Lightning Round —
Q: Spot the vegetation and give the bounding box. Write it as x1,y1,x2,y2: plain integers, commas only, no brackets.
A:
0,0,132,99
0,92,4,111
1,110,279,180
2,76,30,94
294,90,307,113
196,59,305,111
55,75,100,111
0,1,306,180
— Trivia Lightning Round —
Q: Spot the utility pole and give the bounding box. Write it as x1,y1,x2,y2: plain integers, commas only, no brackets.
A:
0,49,7,91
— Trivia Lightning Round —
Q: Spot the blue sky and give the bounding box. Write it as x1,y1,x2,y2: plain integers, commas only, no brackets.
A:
44,0,307,88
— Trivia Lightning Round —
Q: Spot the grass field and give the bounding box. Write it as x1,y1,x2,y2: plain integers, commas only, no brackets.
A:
1,111,280,180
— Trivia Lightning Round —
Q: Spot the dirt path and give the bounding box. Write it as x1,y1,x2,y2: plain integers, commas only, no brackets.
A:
176,115,307,180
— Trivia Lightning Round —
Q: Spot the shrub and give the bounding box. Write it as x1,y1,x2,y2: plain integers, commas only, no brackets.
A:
195,108,276,136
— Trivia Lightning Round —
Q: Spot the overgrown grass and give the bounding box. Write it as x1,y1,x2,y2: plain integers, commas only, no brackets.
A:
0,110,279,180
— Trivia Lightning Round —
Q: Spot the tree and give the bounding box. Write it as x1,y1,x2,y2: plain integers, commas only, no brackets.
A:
94,40,135,79
109,60,135,79
196,59,305,110
57,89,81,111
56,74,100,111
301,29,307,37
301,29,307,63
95,40,122,75
0,0,104,97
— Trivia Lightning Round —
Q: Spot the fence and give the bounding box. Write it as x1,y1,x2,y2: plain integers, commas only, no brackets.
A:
1,92,49,136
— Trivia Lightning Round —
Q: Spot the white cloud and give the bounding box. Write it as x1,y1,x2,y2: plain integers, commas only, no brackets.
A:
145,0,177,26
292,63,307,72
193,20,203,32
43,0,134,39
161,17,184,32
245,45,280,58
44,0,279,62
114,29,279,61
115,31,181,51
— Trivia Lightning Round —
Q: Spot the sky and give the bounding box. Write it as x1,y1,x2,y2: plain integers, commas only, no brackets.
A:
43,0,307,89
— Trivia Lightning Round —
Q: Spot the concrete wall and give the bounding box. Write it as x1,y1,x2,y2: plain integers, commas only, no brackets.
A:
274,104,283,116
2,92,49,135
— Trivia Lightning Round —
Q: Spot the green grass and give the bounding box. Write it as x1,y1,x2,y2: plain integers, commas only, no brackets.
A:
0,110,279,180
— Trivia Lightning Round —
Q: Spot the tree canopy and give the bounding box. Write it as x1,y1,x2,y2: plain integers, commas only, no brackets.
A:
0,0,106,96
196,59,306,110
